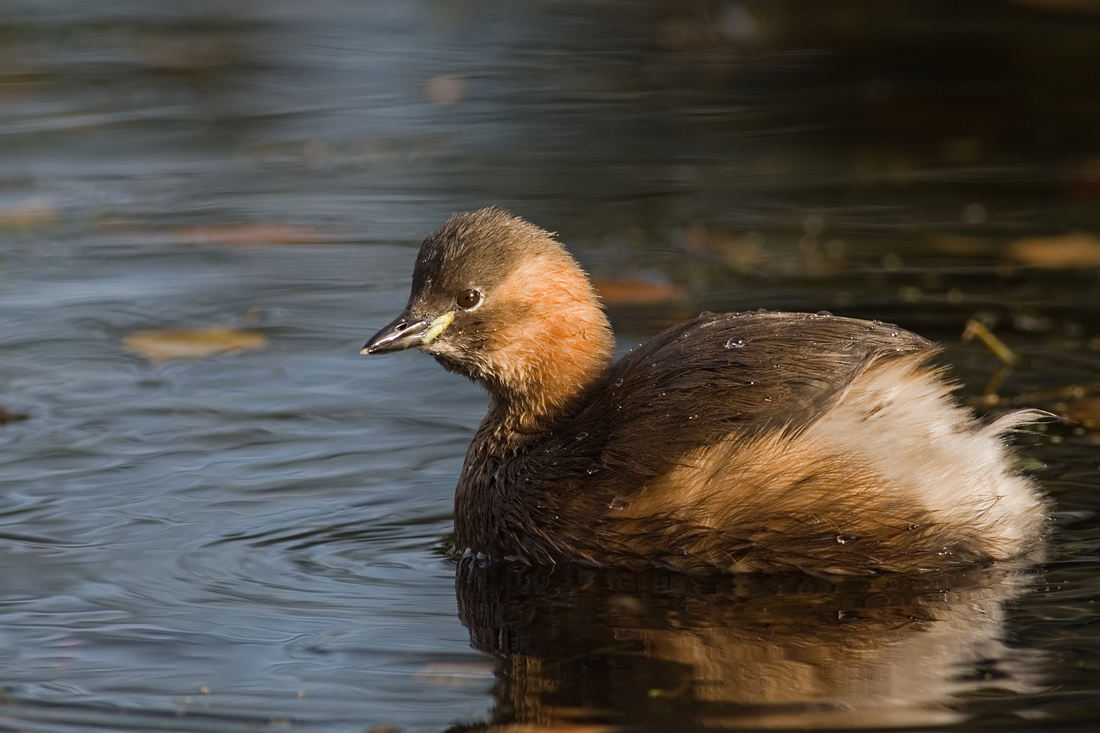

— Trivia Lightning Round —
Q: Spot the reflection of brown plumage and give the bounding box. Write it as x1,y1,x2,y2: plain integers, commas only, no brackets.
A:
454,562,1047,730
364,208,1048,574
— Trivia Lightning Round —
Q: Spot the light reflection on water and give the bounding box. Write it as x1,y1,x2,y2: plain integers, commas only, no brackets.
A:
0,0,1098,730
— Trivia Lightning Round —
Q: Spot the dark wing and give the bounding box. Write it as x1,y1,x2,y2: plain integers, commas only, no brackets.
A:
529,311,936,492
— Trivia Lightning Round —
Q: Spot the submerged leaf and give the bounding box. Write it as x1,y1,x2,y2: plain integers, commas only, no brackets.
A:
124,327,267,361
1061,397,1100,431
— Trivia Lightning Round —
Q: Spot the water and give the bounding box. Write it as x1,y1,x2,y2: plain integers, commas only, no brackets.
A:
0,1,1099,730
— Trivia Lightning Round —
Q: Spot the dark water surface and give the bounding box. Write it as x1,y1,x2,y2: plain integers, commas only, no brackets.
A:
1,1,1099,730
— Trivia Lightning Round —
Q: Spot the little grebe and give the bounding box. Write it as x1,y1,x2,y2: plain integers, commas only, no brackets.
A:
363,209,1047,574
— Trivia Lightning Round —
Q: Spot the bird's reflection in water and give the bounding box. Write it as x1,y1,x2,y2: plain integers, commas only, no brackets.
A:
452,559,1047,731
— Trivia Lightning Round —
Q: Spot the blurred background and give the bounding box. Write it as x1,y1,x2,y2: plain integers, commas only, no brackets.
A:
1,0,1099,731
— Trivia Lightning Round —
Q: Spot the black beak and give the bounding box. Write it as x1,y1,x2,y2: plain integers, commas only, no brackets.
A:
361,310,432,354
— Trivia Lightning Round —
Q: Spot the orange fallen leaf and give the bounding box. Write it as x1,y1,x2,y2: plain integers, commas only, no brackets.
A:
1008,232,1100,268
592,278,682,305
423,75,465,105
124,327,267,361
174,224,337,246
0,197,57,230
99,222,343,246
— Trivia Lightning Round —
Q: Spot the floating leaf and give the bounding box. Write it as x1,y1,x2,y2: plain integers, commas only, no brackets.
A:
174,224,339,246
0,197,57,230
124,327,267,361
592,278,682,305
0,407,28,425
423,74,465,105
99,222,342,247
1008,232,1100,269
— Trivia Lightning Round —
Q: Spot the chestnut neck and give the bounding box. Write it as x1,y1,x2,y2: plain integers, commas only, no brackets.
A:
478,363,609,455
475,283,615,455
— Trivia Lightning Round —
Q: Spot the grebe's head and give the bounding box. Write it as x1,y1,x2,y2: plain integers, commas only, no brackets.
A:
363,209,614,417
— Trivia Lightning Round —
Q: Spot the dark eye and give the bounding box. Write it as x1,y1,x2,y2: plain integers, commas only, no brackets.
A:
456,289,481,309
